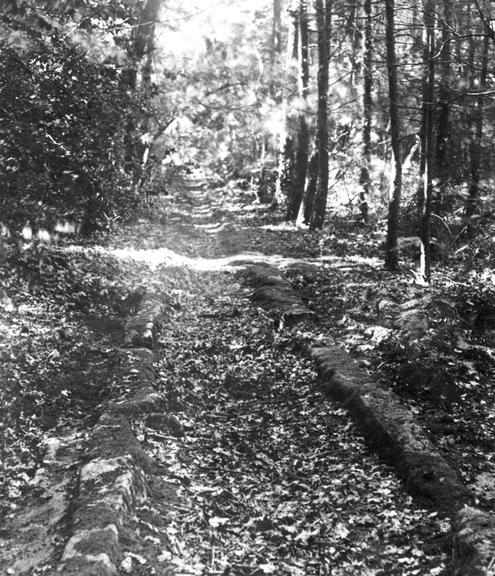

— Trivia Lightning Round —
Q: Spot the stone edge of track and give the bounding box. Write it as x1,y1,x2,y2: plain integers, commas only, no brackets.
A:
241,260,495,576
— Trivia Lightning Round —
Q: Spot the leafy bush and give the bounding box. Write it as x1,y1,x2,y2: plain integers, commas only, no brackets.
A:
0,39,140,233
0,2,162,236
377,326,462,409
376,273,495,410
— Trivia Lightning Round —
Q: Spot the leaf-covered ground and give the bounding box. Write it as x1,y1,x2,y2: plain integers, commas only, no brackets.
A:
131,267,450,575
0,246,139,511
3,175,493,573
108,181,452,574
150,178,495,512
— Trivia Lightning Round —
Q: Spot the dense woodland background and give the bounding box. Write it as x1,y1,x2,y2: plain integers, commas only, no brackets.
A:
2,0,495,275
2,0,495,266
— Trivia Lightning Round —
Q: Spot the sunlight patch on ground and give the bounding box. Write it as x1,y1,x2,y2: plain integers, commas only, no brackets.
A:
191,207,214,215
63,244,262,271
63,244,336,272
194,222,225,230
259,222,309,231
319,254,381,268
104,248,290,271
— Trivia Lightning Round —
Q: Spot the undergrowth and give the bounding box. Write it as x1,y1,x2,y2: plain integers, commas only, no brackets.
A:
0,241,151,510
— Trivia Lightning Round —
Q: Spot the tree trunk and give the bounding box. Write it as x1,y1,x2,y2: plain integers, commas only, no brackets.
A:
272,0,283,62
359,0,372,223
434,0,452,214
310,0,332,230
298,0,310,93
273,4,298,209
418,0,436,284
269,0,283,101
281,136,296,213
348,0,360,91
384,0,402,270
303,151,319,223
466,32,490,217
288,117,310,220
287,0,311,221
124,0,162,185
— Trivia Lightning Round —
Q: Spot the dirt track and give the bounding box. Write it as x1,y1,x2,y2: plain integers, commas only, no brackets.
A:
0,180,475,575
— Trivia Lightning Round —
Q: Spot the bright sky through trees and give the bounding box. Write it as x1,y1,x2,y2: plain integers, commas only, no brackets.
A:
157,0,270,62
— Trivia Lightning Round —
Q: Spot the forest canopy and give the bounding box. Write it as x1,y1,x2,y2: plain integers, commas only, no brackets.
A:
1,0,495,279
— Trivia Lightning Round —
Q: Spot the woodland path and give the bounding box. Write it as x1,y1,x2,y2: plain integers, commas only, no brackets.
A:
0,178,452,576
106,179,450,576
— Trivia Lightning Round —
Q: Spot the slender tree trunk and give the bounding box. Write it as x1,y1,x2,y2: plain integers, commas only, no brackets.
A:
288,118,310,220
418,0,436,283
359,0,372,223
384,0,402,270
466,32,490,217
273,3,298,209
303,151,319,223
467,0,475,78
269,0,283,100
456,0,473,79
287,0,311,221
411,0,420,30
348,0,360,90
434,0,452,214
272,0,283,62
310,0,332,230
281,136,296,212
